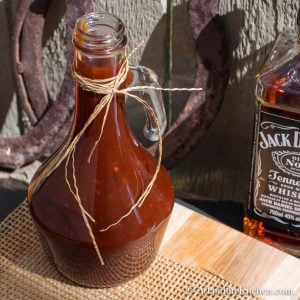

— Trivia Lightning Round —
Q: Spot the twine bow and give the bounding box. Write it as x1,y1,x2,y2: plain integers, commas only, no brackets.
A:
28,43,203,265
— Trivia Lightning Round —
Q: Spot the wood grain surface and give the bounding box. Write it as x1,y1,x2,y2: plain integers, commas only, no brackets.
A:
161,203,300,300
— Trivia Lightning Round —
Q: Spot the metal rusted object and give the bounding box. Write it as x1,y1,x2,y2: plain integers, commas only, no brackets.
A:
0,0,93,169
160,0,229,169
0,0,228,170
19,0,50,121
13,0,49,124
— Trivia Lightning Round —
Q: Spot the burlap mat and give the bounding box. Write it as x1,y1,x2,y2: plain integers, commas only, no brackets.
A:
0,201,260,300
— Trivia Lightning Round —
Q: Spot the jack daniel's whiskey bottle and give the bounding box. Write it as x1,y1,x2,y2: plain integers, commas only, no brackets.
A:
244,30,300,257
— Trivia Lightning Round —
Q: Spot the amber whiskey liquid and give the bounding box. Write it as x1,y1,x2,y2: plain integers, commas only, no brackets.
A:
244,33,300,257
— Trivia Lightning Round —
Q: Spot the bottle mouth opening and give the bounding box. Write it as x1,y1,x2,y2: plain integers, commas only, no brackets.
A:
73,12,126,53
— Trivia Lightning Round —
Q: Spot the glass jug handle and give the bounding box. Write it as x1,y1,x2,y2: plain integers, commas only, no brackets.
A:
128,66,167,141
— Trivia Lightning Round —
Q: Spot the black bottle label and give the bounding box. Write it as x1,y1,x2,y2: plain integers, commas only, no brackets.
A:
249,110,300,232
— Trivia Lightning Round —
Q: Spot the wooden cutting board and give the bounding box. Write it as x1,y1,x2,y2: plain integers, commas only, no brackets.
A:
160,203,300,300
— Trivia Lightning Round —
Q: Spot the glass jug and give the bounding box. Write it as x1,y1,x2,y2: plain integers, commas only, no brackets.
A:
28,12,174,287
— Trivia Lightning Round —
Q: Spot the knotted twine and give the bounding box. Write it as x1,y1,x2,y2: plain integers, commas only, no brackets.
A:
28,43,203,265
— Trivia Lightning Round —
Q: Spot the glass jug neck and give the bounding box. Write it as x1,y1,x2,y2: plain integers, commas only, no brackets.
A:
73,12,126,55
73,12,127,78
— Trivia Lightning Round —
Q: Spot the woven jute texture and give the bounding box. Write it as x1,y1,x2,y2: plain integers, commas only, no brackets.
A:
0,201,260,300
